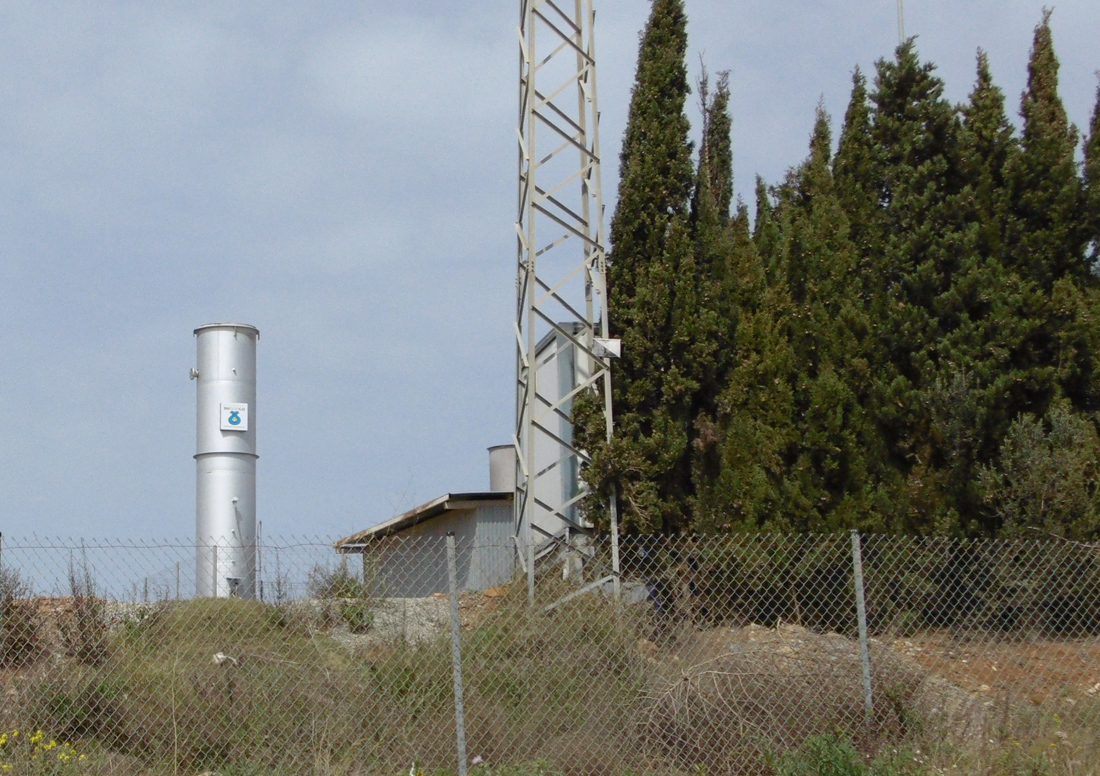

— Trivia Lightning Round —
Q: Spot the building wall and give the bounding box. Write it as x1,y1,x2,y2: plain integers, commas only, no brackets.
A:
371,504,514,597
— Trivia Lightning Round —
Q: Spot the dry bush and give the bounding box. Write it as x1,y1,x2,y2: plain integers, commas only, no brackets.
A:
0,567,43,668
638,624,924,773
60,557,109,667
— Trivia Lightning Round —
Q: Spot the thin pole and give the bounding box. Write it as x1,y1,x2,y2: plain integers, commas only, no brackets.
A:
256,519,263,601
0,532,5,641
446,533,469,776
897,0,906,44
850,530,874,720
609,486,621,602
176,562,180,600
212,545,218,598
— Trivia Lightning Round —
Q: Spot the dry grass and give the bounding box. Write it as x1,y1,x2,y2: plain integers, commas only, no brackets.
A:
0,583,1096,776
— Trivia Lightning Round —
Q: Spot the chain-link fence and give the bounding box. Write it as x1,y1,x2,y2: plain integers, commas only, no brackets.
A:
1,532,1098,775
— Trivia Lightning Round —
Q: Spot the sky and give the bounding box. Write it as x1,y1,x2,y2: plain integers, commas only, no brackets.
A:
1,1,1098,541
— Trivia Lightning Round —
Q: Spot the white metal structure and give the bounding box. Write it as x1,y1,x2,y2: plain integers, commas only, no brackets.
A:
192,323,259,598
515,0,619,601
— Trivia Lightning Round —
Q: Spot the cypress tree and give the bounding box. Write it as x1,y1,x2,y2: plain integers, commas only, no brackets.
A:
753,176,783,283
1048,82,1100,415
930,52,1057,535
695,205,797,532
1004,11,1084,288
688,70,737,507
1084,81,1100,268
693,70,734,220
959,50,1016,260
864,41,970,533
777,108,879,531
591,0,695,534
833,68,882,283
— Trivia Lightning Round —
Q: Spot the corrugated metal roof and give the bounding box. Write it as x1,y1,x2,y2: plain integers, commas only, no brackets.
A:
334,491,513,550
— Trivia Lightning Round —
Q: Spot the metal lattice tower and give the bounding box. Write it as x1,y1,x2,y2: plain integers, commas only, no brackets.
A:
515,0,619,602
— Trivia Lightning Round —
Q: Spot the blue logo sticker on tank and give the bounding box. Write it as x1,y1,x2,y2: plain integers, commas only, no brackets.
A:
228,411,242,426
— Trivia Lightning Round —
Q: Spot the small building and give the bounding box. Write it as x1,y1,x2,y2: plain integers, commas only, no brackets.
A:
335,490,515,597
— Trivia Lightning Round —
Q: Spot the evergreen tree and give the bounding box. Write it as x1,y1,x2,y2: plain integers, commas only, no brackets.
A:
693,70,734,220
753,176,783,283
833,68,882,281
1004,11,1084,289
959,50,1016,260
921,51,1057,535
1049,76,1100,415
864,41,971,533
775,108,879,531
1084,81,1100,269
979,402,1100,540
587,0,695,534
688,70,737,506
695,205,797,532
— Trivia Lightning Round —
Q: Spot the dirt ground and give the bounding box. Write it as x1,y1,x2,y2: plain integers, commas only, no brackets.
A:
880,631,1100,704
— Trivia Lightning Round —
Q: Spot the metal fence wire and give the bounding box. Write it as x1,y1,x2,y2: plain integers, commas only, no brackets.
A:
0,532,1098,775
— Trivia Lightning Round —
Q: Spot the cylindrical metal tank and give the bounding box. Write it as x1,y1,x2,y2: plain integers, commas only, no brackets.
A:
488,444,517,492
193,323,259,598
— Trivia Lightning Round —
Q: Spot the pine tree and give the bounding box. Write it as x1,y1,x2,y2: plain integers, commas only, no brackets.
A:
589,0,696,534
1004,11,1084,289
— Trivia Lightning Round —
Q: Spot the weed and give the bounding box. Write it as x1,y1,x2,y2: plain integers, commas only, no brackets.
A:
0,728,88,775
772,734,866,776
0,567,42,668
341,601,374,633
308,560,366,599
63,554,109,666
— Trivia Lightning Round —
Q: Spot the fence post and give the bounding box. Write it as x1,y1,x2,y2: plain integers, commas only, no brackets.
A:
0,532,4,643
850,529,874,720
446,533,469,776
610,484,622,603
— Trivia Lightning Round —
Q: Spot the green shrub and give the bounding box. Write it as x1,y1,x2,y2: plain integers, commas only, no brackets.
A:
341,602,373,633
773,735,865,776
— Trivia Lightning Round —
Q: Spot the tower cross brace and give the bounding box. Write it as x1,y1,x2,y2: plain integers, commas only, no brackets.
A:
514,0,620,603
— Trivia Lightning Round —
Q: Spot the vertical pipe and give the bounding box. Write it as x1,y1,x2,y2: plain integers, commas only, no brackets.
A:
446,533,469,776
212,545,218,598
176,562,181,600
850,530,874,719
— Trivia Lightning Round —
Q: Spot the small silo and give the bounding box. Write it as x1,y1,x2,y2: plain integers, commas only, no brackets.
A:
192,323,259,598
